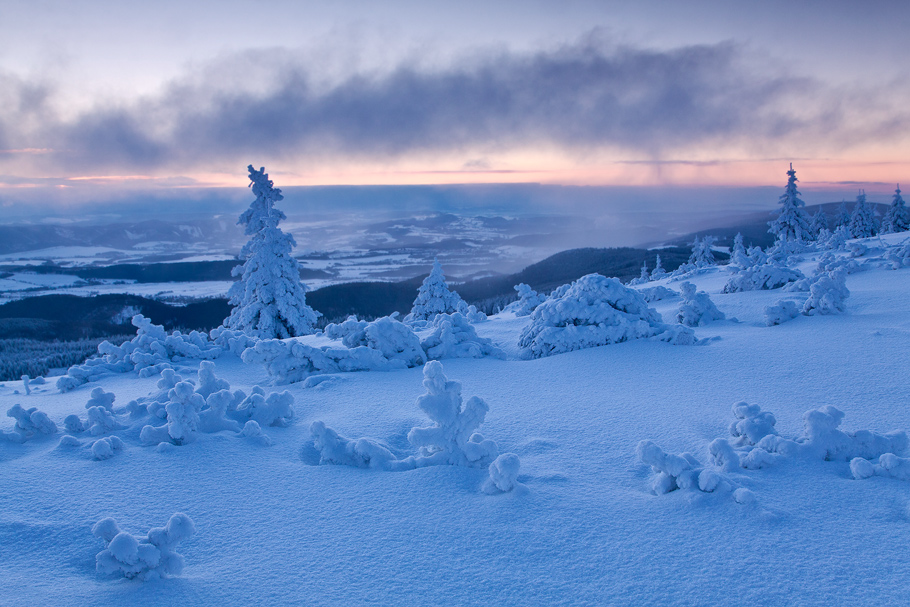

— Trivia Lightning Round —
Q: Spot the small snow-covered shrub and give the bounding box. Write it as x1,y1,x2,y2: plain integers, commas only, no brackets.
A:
85,406,125,436
194,361,230,399
309,421,396,468
91,436,125,460
2,403,58,442
92,513,194,581
85,387,116,412
728,402,777,446
420,312,505,360
406,361,499,467
484,453,524,493
518,274,694,359
57,315,221,392
708,439,741,472
802,269,849,316
325,316,426,368
238,420,273,446
505,283,546,316
407,259,466,322
140,381,206,446
198,390,243,433
764,300,801,326
722,263,804,293
233,389,294,427
636,440,725,495
676,282,725,327
851,453,910,481
243,339,406,385
638,285,677,303
209,326,258,356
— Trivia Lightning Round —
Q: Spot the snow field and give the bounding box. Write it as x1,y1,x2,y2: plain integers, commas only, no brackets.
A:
2,238,910,604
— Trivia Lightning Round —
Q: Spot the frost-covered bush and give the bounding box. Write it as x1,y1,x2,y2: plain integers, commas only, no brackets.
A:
233,389,294,427
763,300,801,326
209,326,258,356
722,263,804,293
650,254,668,280
56,315,221,392
406,259,466,322
504,284,547,317
406,361,499,467
728,233,751,268
91,436,125,460
309,421,396,468
92,513,194,581
638,285,677,303
421,312,505,360
325,316,426,367
518,274,694,358
1,403,58,442
198,390,243,433
885,243,910,269
484,453,524,494
85,406,125,436
851,453,910,481
636,440,725,495
225,166,319,338
676,282,725,327
140,381,206,446
86,387,116,412
243,339,403,384
802,269,849,315
728,402,777,446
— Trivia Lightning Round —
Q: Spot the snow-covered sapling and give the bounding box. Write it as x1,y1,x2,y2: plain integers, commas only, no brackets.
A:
233,389,294,427
483,453,526,494
309,421,396,468
676,282,725,327
239,420,273,446
768,164,811,245
729,402,777,446
198,390,243,433
194,361,230,399
407,361,499,467
86,387,116,412
91,436,125,461
764,300,801,326
407,259,466,322
851,453,910,481
93,513,194,580
2,403,58,442
506,283,547,316
420,312,505,360
636,440,723,495
802,269,849,316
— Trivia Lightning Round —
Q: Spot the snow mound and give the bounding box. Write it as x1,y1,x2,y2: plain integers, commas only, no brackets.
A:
421,313,505,360
851,453,910,481
91,436,124,460
764,300,801,326
325,316,426,367
2,403,58,442
57,315,221,392
802,269,849,315
504,283,546,316
238,420,273,446
92,513,194,581
636,440,727,496
309,421,396,469
518,274,694,359
483,453,525,494
723,263,805,293
676,282,725,326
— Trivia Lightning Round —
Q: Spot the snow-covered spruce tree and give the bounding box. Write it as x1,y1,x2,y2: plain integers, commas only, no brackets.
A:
768,164,811,245
225,166,319,339
629,260,649,285
650,254,667,280
881,185,909,234
728,233,750,268
407,259,466,322
848,191,875,238
688,236,717,267
809,210,829,238
834,201,851,228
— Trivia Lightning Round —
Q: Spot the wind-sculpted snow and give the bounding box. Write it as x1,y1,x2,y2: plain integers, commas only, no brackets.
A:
311,361,502,476
723,263,804,293
504,283,546,316
92,513,194,581
636,440,726,496
676,282,725,327
325,316,426,368
420,313,505,360
56,315,221,392
1,403,57,442
518,273,695,359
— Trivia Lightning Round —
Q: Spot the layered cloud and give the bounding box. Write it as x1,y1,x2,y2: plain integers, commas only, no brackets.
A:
2,33,909,178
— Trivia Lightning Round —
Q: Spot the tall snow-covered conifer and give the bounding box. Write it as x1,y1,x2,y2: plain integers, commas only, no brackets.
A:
225,166,319,338
768,164,811,244
688,236,717,267
881,185,908,234
835,201,851,228
650,254,667,279
408,259,466,321
848,190,875,238
729,232,750,267
809,210,829,238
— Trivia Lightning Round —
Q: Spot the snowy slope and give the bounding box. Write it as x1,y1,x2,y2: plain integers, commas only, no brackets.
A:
2,240,910,606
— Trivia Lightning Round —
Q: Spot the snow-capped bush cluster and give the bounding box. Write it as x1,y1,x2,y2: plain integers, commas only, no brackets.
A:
92,513,194,580
637,440,726,495
56,315,221,393
420,313,505,360
884,242,910,270
518,273,695,359
311,361,511,484
1,403,57,442
504,283,546,316
637,285,677,303
723,263,804,293
324,316,426,368
802,269,849,316
851,453,910,481
676,282,725,327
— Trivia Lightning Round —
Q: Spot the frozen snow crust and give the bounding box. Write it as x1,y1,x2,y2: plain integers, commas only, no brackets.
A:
4,233,910,605
518,273,695,358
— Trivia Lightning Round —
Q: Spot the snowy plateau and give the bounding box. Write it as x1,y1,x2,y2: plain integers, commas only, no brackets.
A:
2,235,910,606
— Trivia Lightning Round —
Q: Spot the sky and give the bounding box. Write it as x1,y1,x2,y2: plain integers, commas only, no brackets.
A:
1,0,909,218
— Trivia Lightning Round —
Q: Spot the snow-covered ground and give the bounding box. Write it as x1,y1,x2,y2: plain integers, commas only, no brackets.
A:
2,239,910,605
